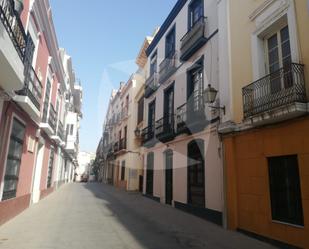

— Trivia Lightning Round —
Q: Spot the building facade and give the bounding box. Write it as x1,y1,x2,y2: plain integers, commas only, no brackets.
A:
0,0,82,225
219,0,309,247
141,0,224,225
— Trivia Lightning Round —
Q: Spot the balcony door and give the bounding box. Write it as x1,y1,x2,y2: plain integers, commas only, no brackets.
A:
148,100,156,136
187,139,205,207
188,0,203,29
265,25,292,93
165,27,175,59
187,65,203,117
164,84,174,130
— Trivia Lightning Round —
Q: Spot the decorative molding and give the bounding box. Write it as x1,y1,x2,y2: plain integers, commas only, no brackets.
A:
249,0,277,21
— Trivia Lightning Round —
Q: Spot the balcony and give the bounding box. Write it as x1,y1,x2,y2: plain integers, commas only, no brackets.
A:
52,121,65,145
159,52,178,84
106,144,114,159
113,141,119,153
40,103,56,137
242,63,307,125
155,115,175,143
145,72,159,98
0,0,31,93
176,94,207,134
14,67,43,122
141,125,155,147
180,17,207,61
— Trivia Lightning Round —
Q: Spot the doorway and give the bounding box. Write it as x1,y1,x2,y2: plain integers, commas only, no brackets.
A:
187,139,205,207
31,141,44,204
165,150,173,205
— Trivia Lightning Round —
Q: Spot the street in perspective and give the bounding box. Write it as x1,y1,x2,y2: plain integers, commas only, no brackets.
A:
0,0,309,248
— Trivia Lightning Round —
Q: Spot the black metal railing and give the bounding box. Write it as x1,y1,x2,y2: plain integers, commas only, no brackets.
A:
17,67,43,110
242,63,307,119
141,125,155,143
159,52,178,84
0,0,27,60
176,93,206,134
180,16,207,61
48,104,57,131
145,72,159,98
155,115,175,141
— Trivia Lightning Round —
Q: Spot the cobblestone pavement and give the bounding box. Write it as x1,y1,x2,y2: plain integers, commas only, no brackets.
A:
0,183,276,249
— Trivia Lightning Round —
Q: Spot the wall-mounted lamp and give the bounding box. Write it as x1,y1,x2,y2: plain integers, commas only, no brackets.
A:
134,127,141,137
203,84,225,115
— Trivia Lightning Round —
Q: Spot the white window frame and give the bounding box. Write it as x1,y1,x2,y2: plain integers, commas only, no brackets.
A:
0,113,26,201
250,0,300,81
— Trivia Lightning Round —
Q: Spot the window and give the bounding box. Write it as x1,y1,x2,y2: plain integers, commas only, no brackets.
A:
265,25,292,93
188,61,203,112
148,100,156,134
47,148,55,188
121,161,125,181
2,118,26,200
188,0,203,29
70,124,74,135
42,79,51,122
268,155,304,226
150,52,157,76
137,97,144,124
164,84,174,126
165,27,176,59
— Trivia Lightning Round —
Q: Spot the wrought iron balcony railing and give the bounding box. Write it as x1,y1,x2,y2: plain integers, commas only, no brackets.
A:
48,104,57,131
242,63,307,119
141,125,155,144
145,72,159,98
159,52,178,84
0,0,27,60
176,93,207,134
16,67,43,110
155,115,175,142
180,16,207,61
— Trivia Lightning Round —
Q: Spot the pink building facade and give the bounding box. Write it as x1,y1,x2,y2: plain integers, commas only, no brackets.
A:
0,0,82,225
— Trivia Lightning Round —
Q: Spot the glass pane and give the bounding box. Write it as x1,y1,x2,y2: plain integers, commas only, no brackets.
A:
11,119,25,140
5,159,20,177
8,140,23,159
3,179,17,192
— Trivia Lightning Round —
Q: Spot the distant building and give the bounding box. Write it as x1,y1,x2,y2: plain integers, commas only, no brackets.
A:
76,151,95,181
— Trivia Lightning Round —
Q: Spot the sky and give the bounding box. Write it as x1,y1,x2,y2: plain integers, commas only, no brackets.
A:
50,0,177,153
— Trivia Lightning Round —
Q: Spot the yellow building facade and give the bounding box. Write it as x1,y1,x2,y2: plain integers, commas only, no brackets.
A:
221,0,309,247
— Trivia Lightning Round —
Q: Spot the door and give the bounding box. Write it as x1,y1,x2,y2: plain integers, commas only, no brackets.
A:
165,150,173,205
187,140,205,207
146,153,154,195
148,101,156,137
188,66,203,117
266,25,292,94
31,142,44,204
164,85,174,131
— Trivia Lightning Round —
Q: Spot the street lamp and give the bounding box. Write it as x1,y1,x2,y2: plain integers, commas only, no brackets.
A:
203,84,225,115
134,127,141,137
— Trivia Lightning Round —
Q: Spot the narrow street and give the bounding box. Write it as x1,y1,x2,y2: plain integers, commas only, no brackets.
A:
0,183,275,249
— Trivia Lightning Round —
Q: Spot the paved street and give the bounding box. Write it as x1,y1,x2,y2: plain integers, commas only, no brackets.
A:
0,183,275,249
